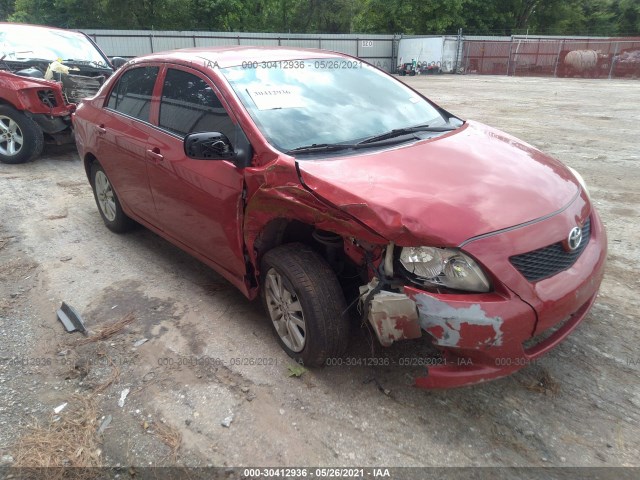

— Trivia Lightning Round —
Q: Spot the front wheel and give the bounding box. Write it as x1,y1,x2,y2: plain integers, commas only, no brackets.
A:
90,162,135,233
261,243,349,367
0,105,44,164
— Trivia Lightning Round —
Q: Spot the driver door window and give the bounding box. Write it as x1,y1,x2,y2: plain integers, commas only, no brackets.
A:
159,69,235,138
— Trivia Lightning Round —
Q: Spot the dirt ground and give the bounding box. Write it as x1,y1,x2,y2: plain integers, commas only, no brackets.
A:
0,75,638,470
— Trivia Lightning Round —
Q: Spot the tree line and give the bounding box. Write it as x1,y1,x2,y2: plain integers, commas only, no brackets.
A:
1,0,638,36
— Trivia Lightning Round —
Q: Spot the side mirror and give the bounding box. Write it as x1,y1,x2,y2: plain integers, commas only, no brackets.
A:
111,57,127,69
184,132,235,160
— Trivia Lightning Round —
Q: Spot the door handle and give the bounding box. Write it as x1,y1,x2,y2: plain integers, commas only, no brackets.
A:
96,124,106,134
146,148,164,163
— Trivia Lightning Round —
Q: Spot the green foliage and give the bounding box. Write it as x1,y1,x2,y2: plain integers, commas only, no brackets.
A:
607,0,640,35
353,0,465,35
0,0,15,21
533,0,616,36
4,0,639,35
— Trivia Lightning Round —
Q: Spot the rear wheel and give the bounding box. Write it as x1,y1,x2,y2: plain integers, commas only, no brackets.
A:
90,162,135,233
261,243,349,367
0,105,44,164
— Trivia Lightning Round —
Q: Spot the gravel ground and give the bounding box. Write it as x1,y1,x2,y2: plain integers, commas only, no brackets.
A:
0,75,638,470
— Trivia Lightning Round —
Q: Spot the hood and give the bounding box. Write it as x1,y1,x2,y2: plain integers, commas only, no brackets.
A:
296,121,580,246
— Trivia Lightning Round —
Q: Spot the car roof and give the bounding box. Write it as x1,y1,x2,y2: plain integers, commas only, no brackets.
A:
129,46,351,69
0,22,88,37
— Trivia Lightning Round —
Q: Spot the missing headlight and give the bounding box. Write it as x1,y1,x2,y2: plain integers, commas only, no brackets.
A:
37,89,58,108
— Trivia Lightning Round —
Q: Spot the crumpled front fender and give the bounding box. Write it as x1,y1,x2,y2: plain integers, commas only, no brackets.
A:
242,158,387,298
0,71,72,116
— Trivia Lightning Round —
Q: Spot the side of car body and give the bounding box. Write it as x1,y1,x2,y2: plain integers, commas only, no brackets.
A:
73,47,607,388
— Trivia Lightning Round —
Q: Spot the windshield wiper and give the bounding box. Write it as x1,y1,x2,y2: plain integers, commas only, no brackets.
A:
357,123,457,145
287,123,459,155
286,143,357,154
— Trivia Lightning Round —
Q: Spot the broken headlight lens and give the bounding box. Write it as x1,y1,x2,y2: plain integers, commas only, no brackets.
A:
399,247,491,292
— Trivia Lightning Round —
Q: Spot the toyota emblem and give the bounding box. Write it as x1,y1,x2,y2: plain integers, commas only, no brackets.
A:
567,226,583,251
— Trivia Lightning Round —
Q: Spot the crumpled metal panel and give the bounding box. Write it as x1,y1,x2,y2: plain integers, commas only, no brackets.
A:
359,282,422,346
61,74,105,103
243,158,387,297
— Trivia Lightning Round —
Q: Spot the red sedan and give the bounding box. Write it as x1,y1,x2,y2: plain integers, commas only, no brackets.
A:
73,47,607,388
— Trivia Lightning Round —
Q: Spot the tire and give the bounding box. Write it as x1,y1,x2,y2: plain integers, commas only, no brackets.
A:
261,243,349,367
0,105,44,164
90,162,135,233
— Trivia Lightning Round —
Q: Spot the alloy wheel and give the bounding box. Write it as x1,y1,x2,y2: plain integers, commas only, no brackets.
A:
0,115,24,157
94,170,117,222
264,268,307,352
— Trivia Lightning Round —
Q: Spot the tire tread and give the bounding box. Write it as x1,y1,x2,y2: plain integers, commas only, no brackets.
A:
0,105,44,164
261,243,349,366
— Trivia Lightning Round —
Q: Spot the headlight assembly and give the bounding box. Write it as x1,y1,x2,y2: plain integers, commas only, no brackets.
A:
399,246,491,293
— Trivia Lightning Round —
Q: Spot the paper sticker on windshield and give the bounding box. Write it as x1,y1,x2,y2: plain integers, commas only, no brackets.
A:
246,87,305,110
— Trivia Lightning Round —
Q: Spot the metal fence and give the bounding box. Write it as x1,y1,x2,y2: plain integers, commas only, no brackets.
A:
82,30,399,72
462,37,640,78
82,30,640,78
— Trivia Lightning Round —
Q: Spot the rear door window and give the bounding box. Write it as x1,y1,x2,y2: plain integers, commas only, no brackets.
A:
159,68,234,138
106,66,159,122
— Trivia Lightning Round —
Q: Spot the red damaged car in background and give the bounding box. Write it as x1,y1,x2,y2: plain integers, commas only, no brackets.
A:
0,23,120,164
73,47,607,388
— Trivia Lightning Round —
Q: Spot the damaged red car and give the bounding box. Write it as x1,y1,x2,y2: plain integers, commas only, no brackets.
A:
73,47,607,388
0,23,117,163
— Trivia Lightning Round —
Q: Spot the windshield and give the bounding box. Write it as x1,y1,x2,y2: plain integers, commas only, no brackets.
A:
221,58,452,154
0,24,108,67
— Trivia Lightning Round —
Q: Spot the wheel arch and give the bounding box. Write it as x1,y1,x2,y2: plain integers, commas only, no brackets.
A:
83,152,99,182
243,181,388,292
251,217,372,286
0,98,19,109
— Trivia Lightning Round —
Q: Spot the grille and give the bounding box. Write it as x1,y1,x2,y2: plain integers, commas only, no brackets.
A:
510,217,591,282
38,89,58,107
